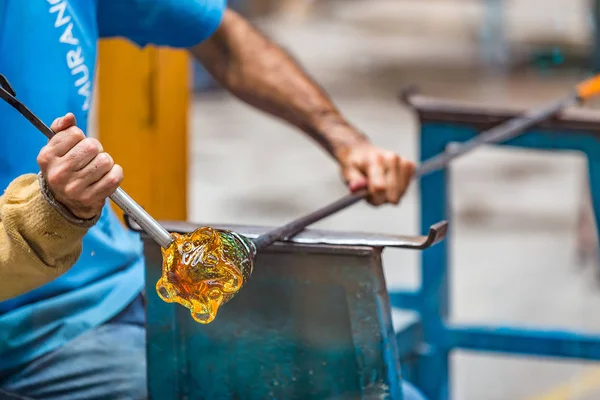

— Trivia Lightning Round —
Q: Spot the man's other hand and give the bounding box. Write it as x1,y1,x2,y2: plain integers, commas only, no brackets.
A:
37,113,123,220
340,142,415,206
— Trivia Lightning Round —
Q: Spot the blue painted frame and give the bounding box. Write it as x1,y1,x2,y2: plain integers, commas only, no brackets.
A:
389,96,600,400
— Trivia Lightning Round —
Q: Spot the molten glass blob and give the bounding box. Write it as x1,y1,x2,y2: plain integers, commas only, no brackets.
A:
156,227,255,324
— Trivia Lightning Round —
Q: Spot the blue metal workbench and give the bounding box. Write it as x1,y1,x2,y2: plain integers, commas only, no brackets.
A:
139,220,446,400
390,90,600,400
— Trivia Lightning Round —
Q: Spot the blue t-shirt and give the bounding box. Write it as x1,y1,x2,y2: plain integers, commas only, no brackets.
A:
0,0,225,373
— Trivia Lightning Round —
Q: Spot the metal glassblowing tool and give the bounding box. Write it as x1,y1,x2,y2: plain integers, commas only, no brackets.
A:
3,73,600,324
0,74,174,249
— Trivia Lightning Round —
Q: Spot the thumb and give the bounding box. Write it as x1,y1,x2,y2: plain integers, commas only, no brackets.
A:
50,112,77,133
343,166,368,192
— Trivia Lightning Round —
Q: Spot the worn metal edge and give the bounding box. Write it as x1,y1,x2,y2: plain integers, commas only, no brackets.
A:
399,86,600,132
127,216,447,250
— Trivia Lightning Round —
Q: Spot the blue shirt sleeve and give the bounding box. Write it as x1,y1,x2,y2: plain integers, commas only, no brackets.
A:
97,0,226,48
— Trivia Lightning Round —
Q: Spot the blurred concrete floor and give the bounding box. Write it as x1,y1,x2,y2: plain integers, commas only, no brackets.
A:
188,1,600,399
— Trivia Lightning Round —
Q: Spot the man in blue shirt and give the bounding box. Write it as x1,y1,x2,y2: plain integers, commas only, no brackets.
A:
0,1,425,399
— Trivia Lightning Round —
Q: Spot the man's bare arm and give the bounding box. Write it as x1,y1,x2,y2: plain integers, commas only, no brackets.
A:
190,10,364,160
190,9,414,205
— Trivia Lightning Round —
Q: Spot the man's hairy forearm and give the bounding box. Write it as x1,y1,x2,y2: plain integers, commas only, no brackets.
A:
190,9,368,161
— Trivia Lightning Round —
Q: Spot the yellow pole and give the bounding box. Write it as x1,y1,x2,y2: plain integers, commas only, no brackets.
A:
97,39,189,222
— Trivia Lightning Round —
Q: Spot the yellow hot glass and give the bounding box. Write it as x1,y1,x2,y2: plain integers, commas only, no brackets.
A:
156,227,255,324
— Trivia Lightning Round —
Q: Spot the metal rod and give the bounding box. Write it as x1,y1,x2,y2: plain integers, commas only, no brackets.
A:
0,75,174,249
110,188,174,248
252,93,580,250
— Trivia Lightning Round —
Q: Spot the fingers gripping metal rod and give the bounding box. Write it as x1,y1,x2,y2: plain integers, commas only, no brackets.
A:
252,92,582,250
0,75,174,249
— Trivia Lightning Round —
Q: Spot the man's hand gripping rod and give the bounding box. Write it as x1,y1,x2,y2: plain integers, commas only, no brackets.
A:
0,74,174,249
251,74,600,249
2,73,600,251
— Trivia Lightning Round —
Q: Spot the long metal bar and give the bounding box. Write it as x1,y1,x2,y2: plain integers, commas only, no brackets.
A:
251,93,580,250
124,218,448,250
447,325,600,361
0,74,175,249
